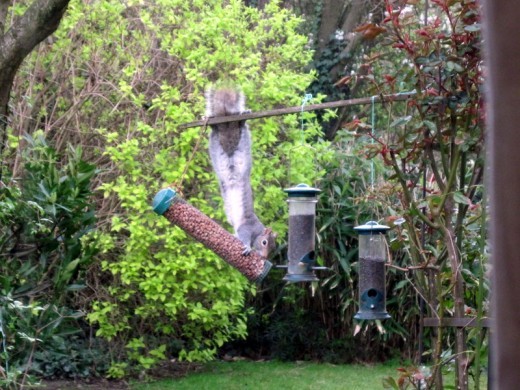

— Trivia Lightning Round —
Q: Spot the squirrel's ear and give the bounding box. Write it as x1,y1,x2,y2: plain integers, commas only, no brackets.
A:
264,227,277,238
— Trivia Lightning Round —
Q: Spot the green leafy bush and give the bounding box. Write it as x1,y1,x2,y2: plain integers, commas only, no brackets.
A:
5,0,333,376
345,1,487,387
0,131,98,386
1,132,96,299
227,3,487,379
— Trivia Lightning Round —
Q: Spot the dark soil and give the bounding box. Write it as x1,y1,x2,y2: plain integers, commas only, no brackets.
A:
39,361,203,389
39,378,129,390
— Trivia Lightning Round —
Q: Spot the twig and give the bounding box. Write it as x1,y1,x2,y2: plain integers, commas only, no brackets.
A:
386,263,440,272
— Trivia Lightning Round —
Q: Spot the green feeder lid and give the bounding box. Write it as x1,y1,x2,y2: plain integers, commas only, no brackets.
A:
354,220,390,234
152,187,177,215
284,183,321,197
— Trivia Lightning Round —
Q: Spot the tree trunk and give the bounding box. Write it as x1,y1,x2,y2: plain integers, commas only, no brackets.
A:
316,0,376,141
315,0,348,54
0,0,71,158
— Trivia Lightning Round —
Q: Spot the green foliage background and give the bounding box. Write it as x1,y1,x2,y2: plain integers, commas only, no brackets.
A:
4,0,333,375
1,0,488,387
0,132,98,385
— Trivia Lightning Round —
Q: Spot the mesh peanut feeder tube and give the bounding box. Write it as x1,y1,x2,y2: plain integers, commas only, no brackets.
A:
152,188,272,283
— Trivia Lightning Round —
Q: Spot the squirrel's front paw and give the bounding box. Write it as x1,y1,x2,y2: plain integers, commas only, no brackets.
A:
242,245,252,256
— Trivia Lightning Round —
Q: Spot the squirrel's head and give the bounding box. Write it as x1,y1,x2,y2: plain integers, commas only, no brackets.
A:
256,227,277,259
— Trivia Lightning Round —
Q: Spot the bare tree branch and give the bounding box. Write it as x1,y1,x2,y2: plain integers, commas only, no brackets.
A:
0,0,69,64
0,0,70,161
0,1,11,35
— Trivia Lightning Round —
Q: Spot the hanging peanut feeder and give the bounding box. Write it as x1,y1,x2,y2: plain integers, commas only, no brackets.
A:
354,221,391,320
152,188,272,284
281,183,327,282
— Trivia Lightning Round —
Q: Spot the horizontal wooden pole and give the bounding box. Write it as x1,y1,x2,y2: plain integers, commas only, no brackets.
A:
423,317,491,328
179,91,416,129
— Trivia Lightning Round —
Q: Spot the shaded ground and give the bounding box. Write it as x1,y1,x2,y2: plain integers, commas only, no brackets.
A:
40,361,203,389
39,378,129,390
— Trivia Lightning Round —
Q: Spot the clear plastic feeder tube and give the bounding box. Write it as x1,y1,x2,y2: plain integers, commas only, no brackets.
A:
358,230,387,262
283,184,321,282
354,221,391,320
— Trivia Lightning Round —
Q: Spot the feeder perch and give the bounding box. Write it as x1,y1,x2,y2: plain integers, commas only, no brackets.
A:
152,188,272,284
354,221,391,320
281,183,327,282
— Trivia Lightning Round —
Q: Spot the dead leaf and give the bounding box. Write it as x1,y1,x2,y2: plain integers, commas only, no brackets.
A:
354,23,386,40
334,75,352,87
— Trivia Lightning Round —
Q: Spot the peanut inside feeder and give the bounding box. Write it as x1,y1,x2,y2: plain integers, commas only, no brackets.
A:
152,188,272,283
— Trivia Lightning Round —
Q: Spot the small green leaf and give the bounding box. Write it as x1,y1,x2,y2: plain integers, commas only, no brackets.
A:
65,259,80,273
453,191,471,205
390,115,413,128
464,24,481,32
422,120,437,133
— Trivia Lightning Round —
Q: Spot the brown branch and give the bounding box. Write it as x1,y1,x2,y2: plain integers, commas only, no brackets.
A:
426,140,446,192
389,149,439,231
179,91,416,129
0,1,11,35
386,263,440,272
423,317,491,328
0,0,71,161
0,0,70,80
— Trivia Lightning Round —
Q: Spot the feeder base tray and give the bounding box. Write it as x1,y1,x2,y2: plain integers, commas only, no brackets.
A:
283,273,319,283
354,311,391,320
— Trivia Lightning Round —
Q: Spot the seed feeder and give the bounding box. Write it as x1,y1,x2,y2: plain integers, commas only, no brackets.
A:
152,187,272,284
354,221,391,320
281,183,326,282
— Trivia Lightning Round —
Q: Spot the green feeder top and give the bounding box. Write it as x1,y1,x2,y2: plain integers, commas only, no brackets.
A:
354,220,390,234
284,183,321,198
152,187,177,215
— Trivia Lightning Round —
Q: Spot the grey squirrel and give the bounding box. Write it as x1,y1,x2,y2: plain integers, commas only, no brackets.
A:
205,87,276,258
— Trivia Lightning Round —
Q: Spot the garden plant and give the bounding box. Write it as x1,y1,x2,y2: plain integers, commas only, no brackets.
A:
0,1,487,389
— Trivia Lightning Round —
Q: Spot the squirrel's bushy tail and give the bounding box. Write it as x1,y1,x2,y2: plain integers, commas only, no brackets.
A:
205,87,246,117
